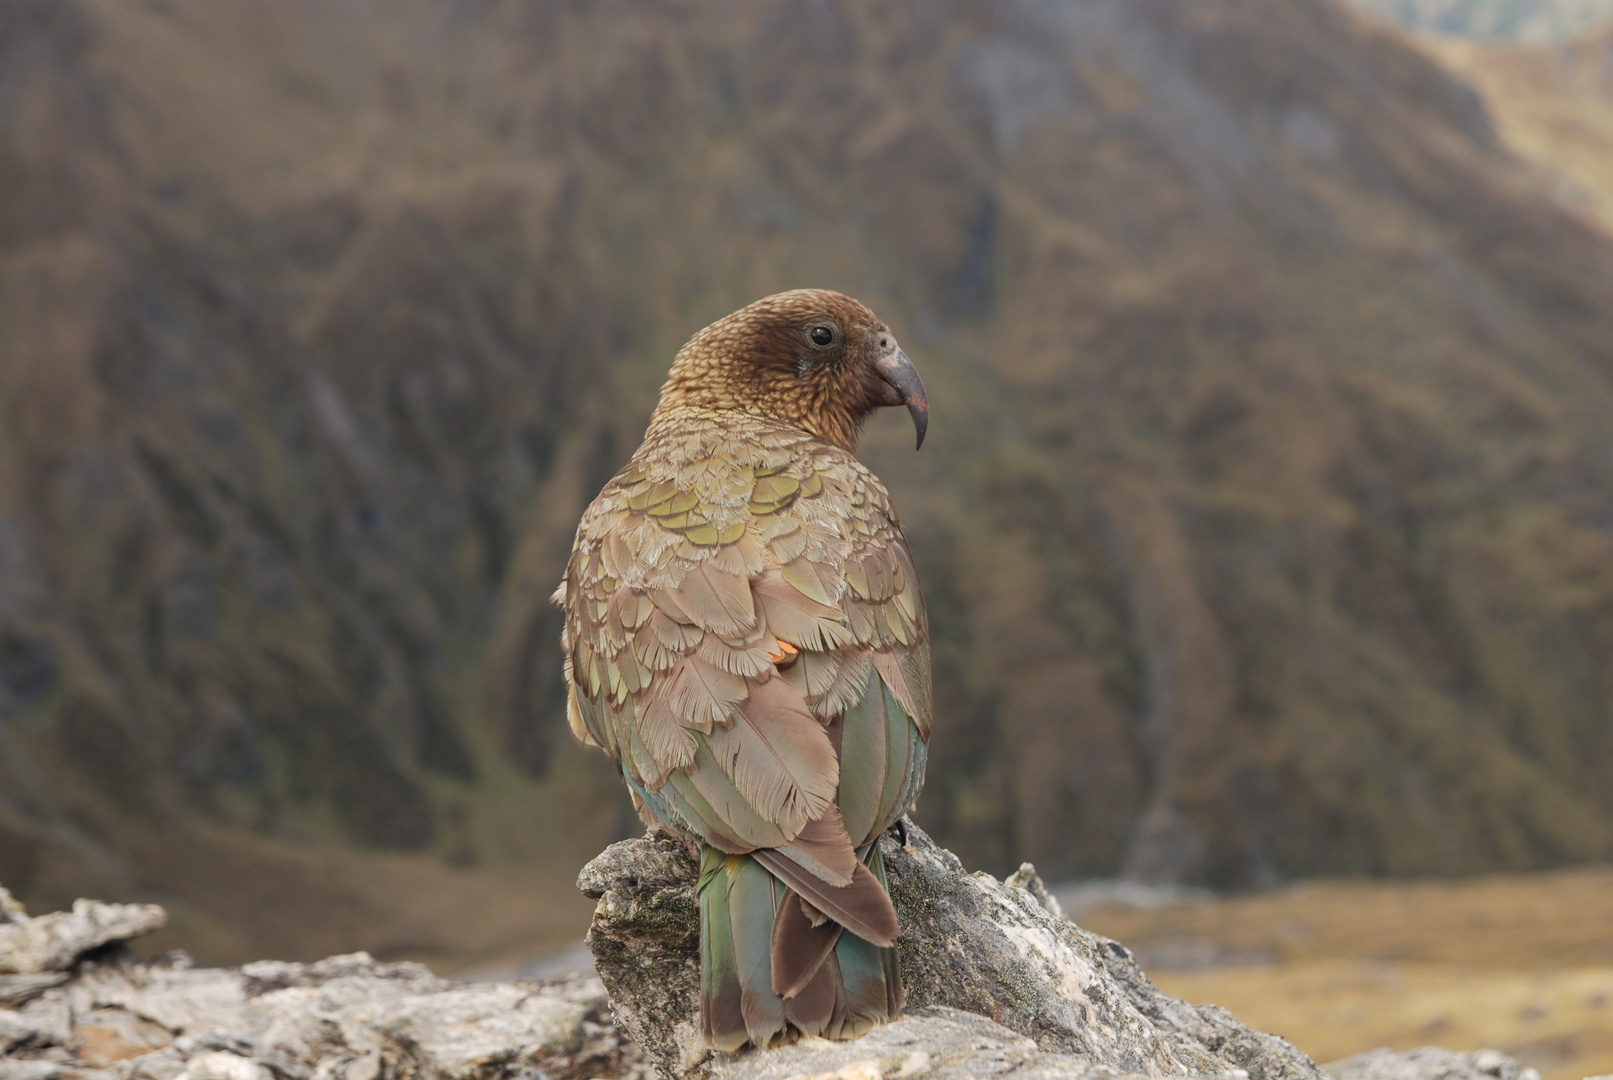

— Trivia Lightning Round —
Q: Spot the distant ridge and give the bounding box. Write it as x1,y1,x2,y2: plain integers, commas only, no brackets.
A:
1348,0,1613,41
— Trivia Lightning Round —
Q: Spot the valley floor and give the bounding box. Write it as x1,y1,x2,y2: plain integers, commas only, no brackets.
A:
1073,867,1613,1080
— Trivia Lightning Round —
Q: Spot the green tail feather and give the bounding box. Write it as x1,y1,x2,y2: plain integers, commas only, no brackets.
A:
698,847,748,1052
698,842,903,1051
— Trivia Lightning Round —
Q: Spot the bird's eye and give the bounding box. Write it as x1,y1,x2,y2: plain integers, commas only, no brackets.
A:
809,326,834,347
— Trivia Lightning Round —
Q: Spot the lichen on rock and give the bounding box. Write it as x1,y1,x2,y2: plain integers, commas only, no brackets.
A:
579,822,1324,1080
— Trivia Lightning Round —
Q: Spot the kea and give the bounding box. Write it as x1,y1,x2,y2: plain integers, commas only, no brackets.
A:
555,289,932,1050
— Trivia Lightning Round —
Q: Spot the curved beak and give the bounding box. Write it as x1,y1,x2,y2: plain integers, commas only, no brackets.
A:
874,347,929,450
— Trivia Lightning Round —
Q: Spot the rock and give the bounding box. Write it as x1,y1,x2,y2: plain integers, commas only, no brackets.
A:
0,918,651,1080
702,1005,1270,1080
1003,864,1066,920
580,823,1324,1080
711,1007,1145,1080
1,860,1537,1080
578,832,703,1076
0,1062,67,1080
0,902,167,976
0,978,70,1010
177,1053,272,1080
0,891,26,924
0,1010,35,1054
1325,1048,1541,1080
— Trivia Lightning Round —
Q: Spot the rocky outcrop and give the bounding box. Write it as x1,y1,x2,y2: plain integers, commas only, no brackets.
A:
0,861,1546,1080
0,888,166,978
0,885,646,1080
579,824,1323,1080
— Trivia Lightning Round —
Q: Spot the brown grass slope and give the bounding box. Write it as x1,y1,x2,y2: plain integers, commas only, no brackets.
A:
3,0,1613,962
1430,23,1613,232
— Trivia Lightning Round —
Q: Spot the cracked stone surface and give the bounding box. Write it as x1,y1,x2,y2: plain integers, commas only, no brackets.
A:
1325,1048,1541,1080
0,915,650,1080
580,823,1324,1080
0,899,167,977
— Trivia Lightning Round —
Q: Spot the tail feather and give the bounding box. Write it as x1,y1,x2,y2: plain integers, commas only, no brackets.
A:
728,854,786,1044
771,891,842,998
698,841,903,1051
866,840,906,1019
782,951,837,1036
751,849,898,947
698,848,748,1052
826,931,890,1040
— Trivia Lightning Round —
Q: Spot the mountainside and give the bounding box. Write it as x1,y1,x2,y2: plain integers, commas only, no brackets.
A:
1349,0,1613,40
5,0,1613,965
1428,24,1613,232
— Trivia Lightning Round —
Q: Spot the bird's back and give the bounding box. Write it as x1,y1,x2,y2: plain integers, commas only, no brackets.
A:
557,291,932,1050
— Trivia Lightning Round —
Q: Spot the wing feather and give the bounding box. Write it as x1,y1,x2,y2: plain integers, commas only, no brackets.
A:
705,673,838,839
673,739,793,851
659,654,748,732
754,569,856,651
669,561,756,637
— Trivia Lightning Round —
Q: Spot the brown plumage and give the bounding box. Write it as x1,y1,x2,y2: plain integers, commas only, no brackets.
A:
556,289,932,1050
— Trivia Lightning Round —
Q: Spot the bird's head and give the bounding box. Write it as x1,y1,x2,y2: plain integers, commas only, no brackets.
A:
651,289,928,452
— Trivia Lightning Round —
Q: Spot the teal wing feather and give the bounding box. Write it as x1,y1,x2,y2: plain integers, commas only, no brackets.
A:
837,659,930,849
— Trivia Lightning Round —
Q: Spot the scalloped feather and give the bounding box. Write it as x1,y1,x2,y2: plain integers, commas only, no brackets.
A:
753,569,856,652
705,674,838,839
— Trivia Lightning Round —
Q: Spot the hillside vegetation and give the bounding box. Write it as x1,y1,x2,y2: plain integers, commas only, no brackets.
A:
1429,25,1613,232
5,0,1613,964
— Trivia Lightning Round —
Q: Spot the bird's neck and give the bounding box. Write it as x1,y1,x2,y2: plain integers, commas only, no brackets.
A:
646,400,861,455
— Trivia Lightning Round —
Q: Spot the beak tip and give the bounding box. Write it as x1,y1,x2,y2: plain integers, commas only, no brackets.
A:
878,346,929,451
907,401,928,451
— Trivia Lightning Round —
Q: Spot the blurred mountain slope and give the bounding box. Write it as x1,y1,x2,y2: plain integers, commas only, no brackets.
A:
4,0,1613,964
1428,25,1613,232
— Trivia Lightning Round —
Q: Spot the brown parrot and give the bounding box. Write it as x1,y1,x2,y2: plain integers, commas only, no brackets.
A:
554,289,932,1050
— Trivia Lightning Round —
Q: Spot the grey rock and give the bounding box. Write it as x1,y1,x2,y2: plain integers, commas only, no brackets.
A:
0,902,167,975
713,1007,1135,1080
0,977,70,1010
1324,1048,1541,1080
3,858,1529,1080
579,831,703,1078
0,1010,35,1053
0,890,25,925
0,1061,65,1080
178,1051,273,1080
1003,864,1066,920
580,823,1324,1080
1,927,650,1080
1094,941,1319,1080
